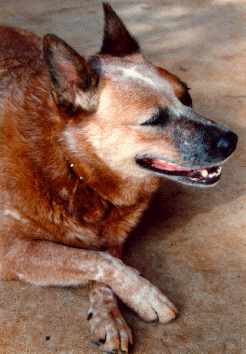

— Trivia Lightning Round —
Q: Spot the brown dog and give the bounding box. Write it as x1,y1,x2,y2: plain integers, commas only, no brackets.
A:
0,3,237,354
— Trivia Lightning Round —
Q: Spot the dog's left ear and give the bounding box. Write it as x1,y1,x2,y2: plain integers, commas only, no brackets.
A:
100,2,140,56
43,34,100,114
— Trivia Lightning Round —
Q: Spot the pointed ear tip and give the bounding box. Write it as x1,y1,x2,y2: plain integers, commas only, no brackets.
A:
43,34,69,53
43,33,58,46
102,2,111,10
102,2,116,16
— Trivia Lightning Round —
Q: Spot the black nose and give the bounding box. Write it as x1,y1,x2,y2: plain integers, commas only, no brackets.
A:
216,131,238,158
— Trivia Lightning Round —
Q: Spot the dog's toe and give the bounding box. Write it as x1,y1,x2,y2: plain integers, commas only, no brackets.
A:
151,301,177,324
138,292,178,323
89,308,132,354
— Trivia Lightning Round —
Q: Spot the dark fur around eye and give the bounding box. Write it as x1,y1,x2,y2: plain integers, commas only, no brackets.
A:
141,107,170,127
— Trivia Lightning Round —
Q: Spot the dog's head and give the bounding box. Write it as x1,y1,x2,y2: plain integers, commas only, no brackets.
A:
43,2,237,187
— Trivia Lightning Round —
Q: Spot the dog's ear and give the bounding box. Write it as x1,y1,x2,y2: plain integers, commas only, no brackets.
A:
100,2,140,57
43,34,100,114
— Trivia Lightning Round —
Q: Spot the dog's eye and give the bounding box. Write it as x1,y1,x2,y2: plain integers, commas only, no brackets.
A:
141,107,170,127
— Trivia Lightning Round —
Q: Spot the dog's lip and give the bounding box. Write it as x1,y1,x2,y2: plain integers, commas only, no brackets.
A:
146,158,192,172
136,157,222,184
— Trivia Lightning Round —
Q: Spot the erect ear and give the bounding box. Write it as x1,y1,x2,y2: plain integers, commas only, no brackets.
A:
43,34,100,114
100,2,140,57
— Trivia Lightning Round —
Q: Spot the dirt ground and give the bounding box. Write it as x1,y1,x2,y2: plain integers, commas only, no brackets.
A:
0,0,245,353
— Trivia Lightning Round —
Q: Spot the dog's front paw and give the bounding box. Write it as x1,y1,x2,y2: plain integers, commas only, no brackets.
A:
129,281,178,323
111,267,178,324
88,306,132,354
88,283,132,353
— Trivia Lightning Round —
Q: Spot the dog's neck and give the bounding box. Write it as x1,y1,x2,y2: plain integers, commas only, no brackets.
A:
64,156,160,208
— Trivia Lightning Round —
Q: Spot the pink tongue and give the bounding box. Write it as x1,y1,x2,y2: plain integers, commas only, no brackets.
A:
147,158,191,172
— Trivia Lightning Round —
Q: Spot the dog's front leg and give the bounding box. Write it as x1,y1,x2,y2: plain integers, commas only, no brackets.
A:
88,246,132,354
1,239,126,286
2,239,178,339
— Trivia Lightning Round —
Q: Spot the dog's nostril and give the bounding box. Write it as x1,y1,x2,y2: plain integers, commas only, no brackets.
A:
217,131,238,157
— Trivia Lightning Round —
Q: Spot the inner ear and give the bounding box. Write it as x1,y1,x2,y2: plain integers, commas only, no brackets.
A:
43,34,100,114
100,2,140,57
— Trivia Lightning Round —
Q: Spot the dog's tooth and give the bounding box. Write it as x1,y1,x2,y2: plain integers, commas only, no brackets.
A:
208,168,221,178
201,170,209,178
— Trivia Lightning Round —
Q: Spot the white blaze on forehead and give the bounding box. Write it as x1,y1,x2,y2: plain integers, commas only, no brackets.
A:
120,66,159,89
100,58,185,116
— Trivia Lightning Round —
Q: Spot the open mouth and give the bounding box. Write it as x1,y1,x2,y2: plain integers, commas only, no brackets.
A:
136,157,222,185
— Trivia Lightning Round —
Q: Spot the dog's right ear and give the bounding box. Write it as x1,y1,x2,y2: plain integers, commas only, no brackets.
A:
100,2,140,57
43,34,100,114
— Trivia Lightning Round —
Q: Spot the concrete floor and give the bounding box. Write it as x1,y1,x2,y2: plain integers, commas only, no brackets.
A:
0,0,245,353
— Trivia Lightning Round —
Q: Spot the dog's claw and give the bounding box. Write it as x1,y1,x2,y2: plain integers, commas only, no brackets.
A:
99,338,107,345
90,318,131,354
151,306,159,322
91,339,100,347
87,311,93,321
91,339,106,347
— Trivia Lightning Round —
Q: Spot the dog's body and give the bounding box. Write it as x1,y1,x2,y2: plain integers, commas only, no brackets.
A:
0,3,237,354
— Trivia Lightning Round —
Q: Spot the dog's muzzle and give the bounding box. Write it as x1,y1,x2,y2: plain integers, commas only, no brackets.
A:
136,121,238,186
175,120,238,166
